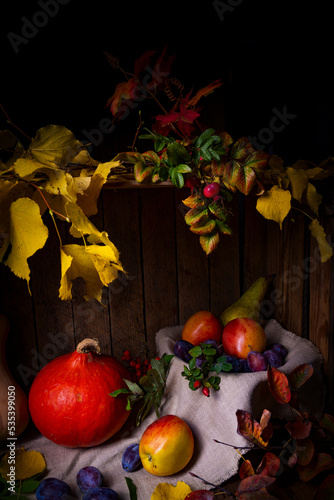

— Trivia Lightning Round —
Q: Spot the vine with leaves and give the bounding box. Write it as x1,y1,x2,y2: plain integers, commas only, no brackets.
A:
0,47,333,302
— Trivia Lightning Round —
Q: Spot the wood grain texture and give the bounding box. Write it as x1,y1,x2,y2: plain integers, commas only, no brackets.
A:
309,216,333,384
139,188,179,353
102,188,146,359
281,213,305,336
209,195,240,318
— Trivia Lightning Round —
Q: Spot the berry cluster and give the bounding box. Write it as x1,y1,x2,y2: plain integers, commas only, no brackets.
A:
121,350,152,383
175,339,288,397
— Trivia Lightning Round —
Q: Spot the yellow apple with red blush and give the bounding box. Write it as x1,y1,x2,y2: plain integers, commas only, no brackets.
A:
182,310,223,346
222,317,266,359
139,414,194,476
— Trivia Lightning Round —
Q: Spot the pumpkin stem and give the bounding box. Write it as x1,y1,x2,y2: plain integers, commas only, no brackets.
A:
76,338,101,354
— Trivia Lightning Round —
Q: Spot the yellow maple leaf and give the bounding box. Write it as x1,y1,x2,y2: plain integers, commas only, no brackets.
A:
286,167,308,203
65,201,121,262
0,447,46,480
151,481,192,500
309,219,333,263
29,124,83,167
306,183,322,216
256,186,291,229
5,198,49,290
59,243,122,301
76,161,122,216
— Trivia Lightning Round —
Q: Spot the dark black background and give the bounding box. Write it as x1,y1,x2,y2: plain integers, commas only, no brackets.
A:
1,0,333,164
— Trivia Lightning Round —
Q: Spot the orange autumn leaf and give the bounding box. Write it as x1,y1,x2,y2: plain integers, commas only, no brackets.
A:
107,78,138,116
267,365,291,405
187,80,223,107
236,409,269,448
239,459,255,479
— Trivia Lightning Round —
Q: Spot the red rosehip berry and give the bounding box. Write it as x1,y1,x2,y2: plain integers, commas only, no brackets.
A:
194,380,201,389
185,176,200,189
203,182,220,198
202,387,210,397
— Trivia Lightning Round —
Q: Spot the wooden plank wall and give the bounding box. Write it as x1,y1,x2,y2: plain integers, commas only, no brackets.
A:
0,186,333,411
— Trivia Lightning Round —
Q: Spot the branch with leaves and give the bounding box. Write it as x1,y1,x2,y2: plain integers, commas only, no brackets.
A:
1,48,333,303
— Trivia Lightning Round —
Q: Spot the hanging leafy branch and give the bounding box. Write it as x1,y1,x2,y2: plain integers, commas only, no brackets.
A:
105,48,334,261
0,48,333,302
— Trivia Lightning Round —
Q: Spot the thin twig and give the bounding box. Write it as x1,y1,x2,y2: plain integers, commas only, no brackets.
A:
0,103,32,141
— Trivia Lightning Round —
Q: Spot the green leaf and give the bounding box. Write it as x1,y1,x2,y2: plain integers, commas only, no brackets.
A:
221,159,257,195
195,128,216,147
125,477,138,500
189,357,196,370
189,216,216,235
231,137,255,161
199,229,220,255
170,168,185,188
176,164,192,174
185,207,209,226
167,142,191,165
16,479,40,493
189,346,203,357
110,387,131,397
124,379,144,396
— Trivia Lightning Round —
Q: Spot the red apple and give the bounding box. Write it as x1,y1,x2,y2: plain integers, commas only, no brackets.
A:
139,414,194,476
182,310,224,346
222,317,266,359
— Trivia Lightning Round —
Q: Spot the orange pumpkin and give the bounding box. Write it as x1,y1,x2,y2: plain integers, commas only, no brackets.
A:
28,338,131,447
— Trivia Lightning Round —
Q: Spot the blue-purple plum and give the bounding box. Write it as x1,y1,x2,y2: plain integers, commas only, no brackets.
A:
247,351,268,372
267,343,288,359
223,355,242,372
76,466,103,493
174,340,194,362
122,444,142,472
36,478,71,500
239,358,252,373
263,349,283,368
82,487,118,500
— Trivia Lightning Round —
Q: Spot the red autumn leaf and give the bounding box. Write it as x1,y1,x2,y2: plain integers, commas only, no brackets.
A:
187,79,223,107
296,438,314,466
297,452,334,481
315,474,334,500
238,492,278,500
151,45,176,90
237,474,276,494
184,491,214,499
259,409,273,442
134,50,156,77
236,409,269,448
285,414,312,440
155,102,200,138
107,79,138,116
267,365,291,405
288,363,314,390
239,459,255,480
256,452,281,477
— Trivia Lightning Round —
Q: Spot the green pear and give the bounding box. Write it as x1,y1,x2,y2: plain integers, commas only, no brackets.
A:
220,276,272,326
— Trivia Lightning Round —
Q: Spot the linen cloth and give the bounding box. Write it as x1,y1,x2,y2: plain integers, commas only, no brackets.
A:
6,320,325,499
